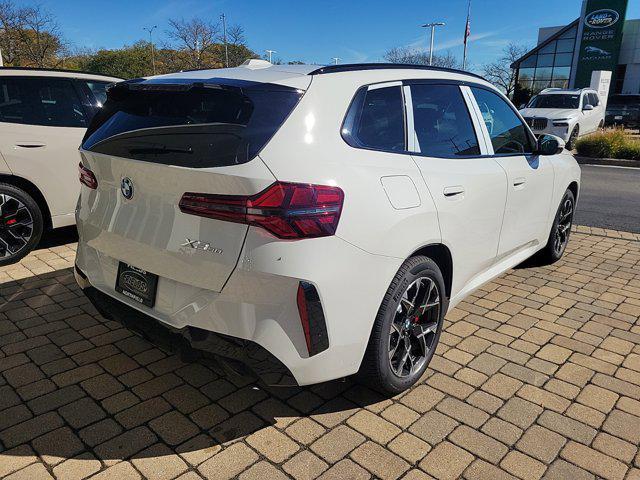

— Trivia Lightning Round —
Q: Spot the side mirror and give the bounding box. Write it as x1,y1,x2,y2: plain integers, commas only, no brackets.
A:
583,104,594,111
519,104,526,109
537,134,565,155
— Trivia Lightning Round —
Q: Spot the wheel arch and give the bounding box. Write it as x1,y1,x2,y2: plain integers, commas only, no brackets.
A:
0,174,52,230
409,243,453,299
568,180,579,202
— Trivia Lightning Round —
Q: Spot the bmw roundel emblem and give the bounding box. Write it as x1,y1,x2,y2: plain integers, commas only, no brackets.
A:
121,177,134,199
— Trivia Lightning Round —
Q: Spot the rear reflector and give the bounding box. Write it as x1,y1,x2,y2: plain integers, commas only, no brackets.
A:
179,182,344,239
78,163,98,189
296,282,329,356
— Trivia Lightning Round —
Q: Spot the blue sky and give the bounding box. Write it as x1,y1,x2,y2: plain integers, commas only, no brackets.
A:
31,0,640,69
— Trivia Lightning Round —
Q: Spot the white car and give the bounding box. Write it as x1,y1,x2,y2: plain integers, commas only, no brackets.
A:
0,67,121,264
519,88,605,149
75,61,580,393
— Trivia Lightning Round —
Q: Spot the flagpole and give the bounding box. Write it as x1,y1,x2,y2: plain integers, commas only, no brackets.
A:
462,0,471,70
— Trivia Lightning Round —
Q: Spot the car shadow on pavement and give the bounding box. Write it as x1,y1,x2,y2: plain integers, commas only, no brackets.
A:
0,266,387,463
38,226,78,250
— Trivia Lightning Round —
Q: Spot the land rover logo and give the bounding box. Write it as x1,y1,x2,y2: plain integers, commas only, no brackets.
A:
121,177,134,199
585,9,619,29
120,270,148,294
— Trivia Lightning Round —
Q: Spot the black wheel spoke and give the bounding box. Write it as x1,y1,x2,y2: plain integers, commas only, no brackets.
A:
553,195,574,255
0,194,33,258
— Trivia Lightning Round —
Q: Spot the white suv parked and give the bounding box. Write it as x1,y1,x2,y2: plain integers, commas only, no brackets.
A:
75,62,580,393
0,67,121,264
519,88,605,149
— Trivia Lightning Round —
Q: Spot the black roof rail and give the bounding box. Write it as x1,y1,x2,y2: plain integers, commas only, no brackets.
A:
308,63,488,82
0,65,122,79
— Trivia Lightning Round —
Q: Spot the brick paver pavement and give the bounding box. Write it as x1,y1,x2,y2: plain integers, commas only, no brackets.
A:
0,227,639,480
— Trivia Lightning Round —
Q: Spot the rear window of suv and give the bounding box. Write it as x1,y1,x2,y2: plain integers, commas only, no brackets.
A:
608,95,640,106
82,80,303,168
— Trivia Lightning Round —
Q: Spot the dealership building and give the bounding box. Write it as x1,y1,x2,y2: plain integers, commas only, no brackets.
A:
511,0,637,103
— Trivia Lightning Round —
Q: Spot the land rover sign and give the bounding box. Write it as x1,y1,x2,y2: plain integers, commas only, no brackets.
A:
574,0,628,88
584,9,620,29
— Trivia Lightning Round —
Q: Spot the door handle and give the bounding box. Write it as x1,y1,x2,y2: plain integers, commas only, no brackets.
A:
15,142,46,149
513,178,526,188
443,185,465,198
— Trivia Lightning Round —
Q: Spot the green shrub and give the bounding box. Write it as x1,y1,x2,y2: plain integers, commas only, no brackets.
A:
575,129,640,160
617,142,640,160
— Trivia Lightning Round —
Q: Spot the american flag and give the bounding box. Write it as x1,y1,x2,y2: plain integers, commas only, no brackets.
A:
463,1,471,45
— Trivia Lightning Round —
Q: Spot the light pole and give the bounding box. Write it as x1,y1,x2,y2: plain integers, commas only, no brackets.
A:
332,57,341,65
143,25,157,74
220,13,229,67
421,22,445,66
266,49,276,63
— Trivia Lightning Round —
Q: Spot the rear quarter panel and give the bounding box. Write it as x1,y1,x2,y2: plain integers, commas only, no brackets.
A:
547,152,581,231
258,73,442,261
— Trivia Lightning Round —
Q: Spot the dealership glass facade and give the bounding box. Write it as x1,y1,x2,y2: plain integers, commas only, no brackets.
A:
514,21,578,98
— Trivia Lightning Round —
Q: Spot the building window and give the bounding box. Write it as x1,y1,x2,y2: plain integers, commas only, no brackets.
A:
513,22,578,102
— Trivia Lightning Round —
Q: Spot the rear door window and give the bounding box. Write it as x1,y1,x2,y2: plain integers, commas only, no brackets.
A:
82,82,303,168
342,85,405,152
409,84,480,157
0,76,87,128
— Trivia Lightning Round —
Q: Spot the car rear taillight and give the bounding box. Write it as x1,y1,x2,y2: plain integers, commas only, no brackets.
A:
179,182,344,239
78,163,98,189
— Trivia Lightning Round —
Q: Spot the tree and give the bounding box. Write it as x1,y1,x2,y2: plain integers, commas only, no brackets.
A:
167,18,221,69
227,24,245,46
0,0,23,65
71,41,153,78
481,43,529,98
0,7,258,78
0,1,65,67
383,46,460,69
17,5,65,67
223,24,257,67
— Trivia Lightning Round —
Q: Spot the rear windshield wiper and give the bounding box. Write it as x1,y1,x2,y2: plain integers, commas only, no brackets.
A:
128,146,193,155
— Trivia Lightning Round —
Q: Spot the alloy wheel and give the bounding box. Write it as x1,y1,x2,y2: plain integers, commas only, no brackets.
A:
553,196,573,256
388,277,441,378
0,193,34,258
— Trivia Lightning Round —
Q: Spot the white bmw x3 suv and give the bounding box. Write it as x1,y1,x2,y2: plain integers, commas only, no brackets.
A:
75,61,580,393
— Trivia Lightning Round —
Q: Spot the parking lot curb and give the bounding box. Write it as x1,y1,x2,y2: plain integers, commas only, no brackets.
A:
573,224,640,241
574,155,640,168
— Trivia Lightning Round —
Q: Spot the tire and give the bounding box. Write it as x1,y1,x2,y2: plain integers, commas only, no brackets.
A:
598,120,604,129
358,256,448,395
566,125,579,150
536,189,575,265
0,183,44,266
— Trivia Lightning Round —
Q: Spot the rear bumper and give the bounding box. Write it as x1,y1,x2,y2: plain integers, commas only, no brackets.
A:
605,114,639,128
75,228,403,386
79,281,297,386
